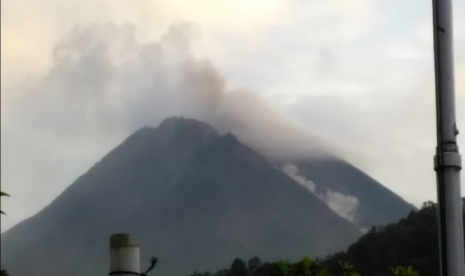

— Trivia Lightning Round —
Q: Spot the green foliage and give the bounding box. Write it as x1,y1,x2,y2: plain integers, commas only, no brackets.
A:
389,266,418,276
301,256,313,275
0,270,9,276
276,260,293,276
338,261,360,276
190,256,418,276
320,199,465,276
295,256,328,276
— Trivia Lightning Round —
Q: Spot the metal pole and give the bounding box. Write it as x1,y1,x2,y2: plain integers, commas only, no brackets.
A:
110,234,141,276
432,0,465,275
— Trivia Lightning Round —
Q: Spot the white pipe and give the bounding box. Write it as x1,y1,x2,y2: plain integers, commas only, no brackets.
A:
110,233,141,276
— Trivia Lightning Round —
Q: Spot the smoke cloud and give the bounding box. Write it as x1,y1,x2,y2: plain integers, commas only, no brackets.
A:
3,22,346,160
323,190,359,223
2,22,352,231
282,163,359,223
281,163,317,193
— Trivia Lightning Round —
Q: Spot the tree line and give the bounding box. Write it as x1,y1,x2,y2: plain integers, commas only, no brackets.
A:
189,199,465,276
189,256,418,276
2,193,464,276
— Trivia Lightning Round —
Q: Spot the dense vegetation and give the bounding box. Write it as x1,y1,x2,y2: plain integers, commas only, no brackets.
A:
189,199,465,276
320,200,465,276
189,256,418,276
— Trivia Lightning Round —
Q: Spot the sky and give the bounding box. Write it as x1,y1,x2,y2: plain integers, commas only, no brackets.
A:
1,0,465,232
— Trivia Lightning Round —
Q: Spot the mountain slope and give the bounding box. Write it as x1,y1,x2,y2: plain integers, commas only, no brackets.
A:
160,134,362,267
279,158,415,230
178,202,459,276
1,117,362,276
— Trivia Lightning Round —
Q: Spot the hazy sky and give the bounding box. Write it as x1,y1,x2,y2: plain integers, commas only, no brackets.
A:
1,0,465,232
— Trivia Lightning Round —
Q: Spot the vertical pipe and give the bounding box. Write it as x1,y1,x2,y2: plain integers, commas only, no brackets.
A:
432,0,465,275
110,234,141,276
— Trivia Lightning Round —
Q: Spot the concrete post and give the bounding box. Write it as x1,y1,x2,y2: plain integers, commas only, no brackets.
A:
110,233,141,276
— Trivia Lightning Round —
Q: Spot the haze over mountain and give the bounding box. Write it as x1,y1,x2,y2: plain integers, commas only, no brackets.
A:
1,117,414,276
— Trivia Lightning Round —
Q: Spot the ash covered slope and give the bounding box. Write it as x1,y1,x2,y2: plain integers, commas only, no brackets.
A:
1,117,362,276
159,133,362,269
280,158,416,230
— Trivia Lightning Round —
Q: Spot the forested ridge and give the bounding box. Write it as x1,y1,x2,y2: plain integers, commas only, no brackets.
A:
189,200,465,276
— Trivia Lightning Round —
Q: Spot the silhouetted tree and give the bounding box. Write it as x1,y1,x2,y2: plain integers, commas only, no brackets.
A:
248,256,262,272
229,259,252,276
